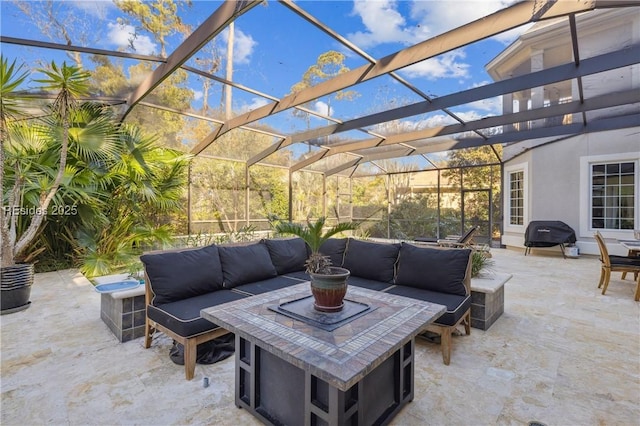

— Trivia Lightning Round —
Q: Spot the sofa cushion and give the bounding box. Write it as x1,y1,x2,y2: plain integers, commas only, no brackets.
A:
384,286,471,326
264,238,308,275
342,239,400,283
147,290,248,338
233,276,301,295
346,276,394,292
319,238,348,267
283,270,310,281
218,242,278,288
141,245,223,305
396,243,471,296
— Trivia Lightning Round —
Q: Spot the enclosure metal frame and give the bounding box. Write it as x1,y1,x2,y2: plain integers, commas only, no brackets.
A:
2,0,639,240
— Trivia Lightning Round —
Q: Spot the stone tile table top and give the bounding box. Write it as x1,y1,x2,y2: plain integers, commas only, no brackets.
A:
202,282,445,391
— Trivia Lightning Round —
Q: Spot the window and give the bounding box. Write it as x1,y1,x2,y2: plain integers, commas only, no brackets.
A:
509,170,524,225
591,162,635,230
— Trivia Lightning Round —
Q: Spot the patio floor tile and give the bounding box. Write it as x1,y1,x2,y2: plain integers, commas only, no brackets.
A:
1,248,639,425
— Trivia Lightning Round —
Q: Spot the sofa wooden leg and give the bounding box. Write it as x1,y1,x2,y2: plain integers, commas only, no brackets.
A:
634,276,640,302
441,328,452,365
184,339,197,380
144,319,153,349
463,311,471,336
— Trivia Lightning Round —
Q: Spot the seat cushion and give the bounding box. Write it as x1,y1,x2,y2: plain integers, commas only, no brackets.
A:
141,245,224,305
232,276,302,295
346,276,394,292
283,270,310,281
609,255,640,267
218,242,278,288
319,238,348,267
414,237,438,243
342,239,400,283
396,243,471,296
148,290,248,338
264,238,308,275
384,285,471,326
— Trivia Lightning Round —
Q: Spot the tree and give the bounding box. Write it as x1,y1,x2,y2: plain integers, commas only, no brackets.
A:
193,42,222,115
1,59,98,267
289,51,359,133
114,0,192,58
13,0,101,67
442,145,503,238
70,123,190,277
0,57,29,266
89,59,194,150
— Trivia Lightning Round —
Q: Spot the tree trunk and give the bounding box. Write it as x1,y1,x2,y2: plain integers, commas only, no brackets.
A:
13,115,70,258
224,22,234,120
0,121,13,267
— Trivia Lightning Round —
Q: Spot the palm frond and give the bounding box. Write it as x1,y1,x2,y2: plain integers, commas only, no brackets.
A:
0,56,29,122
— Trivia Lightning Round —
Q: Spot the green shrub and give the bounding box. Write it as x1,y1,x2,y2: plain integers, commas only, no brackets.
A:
471,249,494,278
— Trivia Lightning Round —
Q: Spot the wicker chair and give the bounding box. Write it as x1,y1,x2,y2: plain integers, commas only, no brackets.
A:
594,231,640,301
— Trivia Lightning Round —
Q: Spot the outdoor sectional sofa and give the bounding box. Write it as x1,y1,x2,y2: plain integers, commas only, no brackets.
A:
140,237,473,380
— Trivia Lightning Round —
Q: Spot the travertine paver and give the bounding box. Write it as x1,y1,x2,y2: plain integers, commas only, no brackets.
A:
1,248,639,425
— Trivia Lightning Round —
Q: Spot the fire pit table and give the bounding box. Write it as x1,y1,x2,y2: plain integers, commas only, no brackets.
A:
201,282,445,426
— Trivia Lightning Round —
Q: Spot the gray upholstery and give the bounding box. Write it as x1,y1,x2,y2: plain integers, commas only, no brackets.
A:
218,242,278,288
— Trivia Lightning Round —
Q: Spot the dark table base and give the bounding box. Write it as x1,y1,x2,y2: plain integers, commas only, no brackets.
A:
235,335,415,426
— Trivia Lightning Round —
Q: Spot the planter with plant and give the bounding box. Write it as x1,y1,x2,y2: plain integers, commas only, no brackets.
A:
274,217,358,312
470,246,494,278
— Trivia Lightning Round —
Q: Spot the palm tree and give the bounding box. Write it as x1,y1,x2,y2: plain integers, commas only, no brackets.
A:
1,59,92,267
0,57,29,267
275,217,358,274
69,124,190,277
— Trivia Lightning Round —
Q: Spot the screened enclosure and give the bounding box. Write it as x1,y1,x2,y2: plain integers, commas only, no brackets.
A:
2,0,638,247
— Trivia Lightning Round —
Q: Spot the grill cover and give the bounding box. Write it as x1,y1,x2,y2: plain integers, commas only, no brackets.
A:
524,221,576,247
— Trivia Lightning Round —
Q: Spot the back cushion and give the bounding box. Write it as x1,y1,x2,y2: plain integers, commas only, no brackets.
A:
342,239,400,283
264,238,308,275
218,242,278,288
140,245,223,305
396,243,471,296
319,238,348,267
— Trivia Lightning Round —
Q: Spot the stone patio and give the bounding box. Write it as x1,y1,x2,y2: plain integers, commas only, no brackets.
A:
1,248,639,425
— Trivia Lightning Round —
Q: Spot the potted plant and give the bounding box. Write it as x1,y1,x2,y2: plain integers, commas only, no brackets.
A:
275,217,358,312
1,57,92,313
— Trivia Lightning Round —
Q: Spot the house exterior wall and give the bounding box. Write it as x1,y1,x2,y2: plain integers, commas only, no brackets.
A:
502,128,639,256
492,9,640,256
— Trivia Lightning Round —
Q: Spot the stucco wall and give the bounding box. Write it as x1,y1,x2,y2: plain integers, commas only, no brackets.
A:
502,127,640,256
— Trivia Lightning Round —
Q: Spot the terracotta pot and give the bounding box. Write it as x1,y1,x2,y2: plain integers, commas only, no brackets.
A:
309,267,350,312
1,263,34,314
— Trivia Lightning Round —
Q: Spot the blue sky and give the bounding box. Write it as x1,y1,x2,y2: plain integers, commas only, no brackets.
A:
0,0,528,140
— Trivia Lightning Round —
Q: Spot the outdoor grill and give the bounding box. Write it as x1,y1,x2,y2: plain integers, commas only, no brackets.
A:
524,220,577,258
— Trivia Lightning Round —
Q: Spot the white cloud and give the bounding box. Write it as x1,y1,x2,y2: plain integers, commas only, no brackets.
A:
348,0,416,48
192,90,203,101
400,50,469,80
107,22,157,55
409,0,519,39
240,97,269,113
464,81,502,113
312,101,333,117
374,109,491,135
493,24,534,45
70,0,114,18
348,0,528,78
349,0,526,44
220,27,257,65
